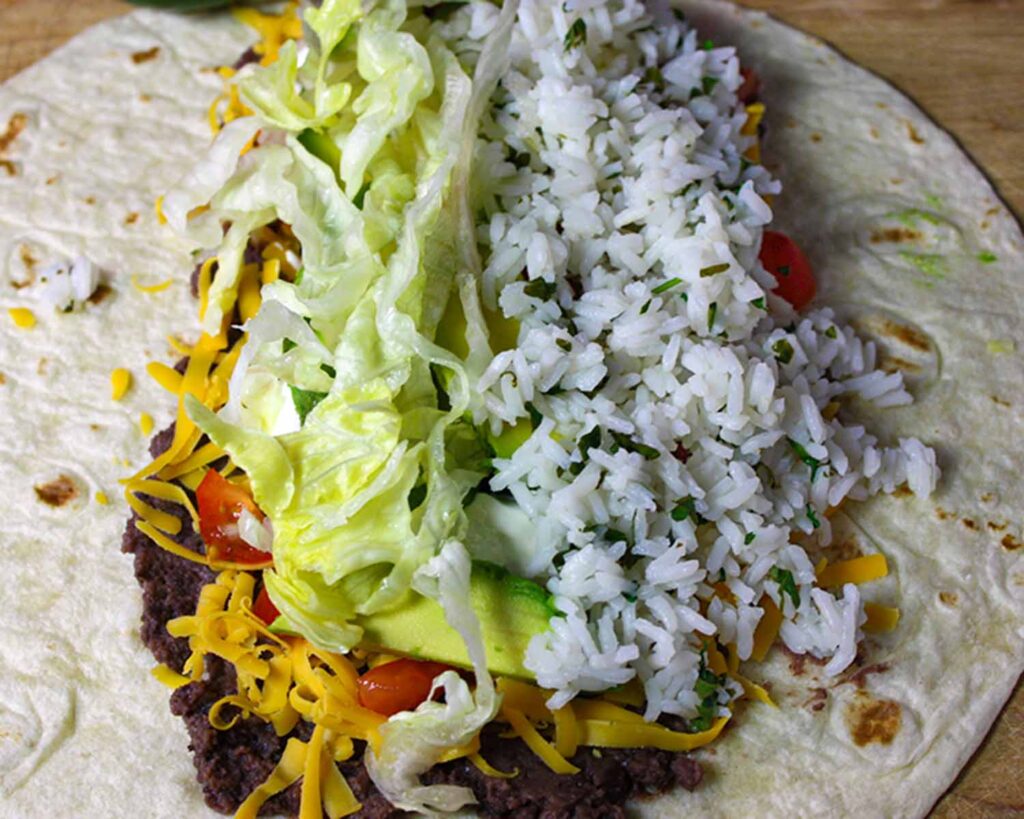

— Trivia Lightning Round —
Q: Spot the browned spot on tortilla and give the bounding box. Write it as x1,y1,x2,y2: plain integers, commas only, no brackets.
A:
936,507,952,521
131,46,161,64
870,227,922,244
90,423,101,431
845,663,891,689
37,358,48,375
986,206,999,216
84,196,96,205
890,178,903,186
846,697,902,746
879,354,921,375
869,126,880,140
939,591,958,607
784,645,826,677
981,492,996,503
140,93,152,103
810,132,822,143
125,212,140,225
987,521,1007,532
0,372,6,385
34,475,78,507
1001,534,1022,551
0,160,15,177
892,486,913,498
905,122,925,144
961,518,979,531
876,102,888,110
0,112,28,155
46,174,59,185
806,688,828,712
87,283,111,305
991,395,1011,408
876,319,930,352
980,220,990,230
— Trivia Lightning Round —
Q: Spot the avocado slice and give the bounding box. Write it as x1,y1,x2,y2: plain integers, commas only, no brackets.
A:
353,560,555,680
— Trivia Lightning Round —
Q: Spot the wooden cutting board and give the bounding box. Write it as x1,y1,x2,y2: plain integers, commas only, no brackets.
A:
1,1,1020,816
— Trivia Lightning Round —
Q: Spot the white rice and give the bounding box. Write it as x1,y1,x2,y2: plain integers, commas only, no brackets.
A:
442,0,938,721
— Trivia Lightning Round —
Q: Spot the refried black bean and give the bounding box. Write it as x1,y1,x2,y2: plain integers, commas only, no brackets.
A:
122,423,702,816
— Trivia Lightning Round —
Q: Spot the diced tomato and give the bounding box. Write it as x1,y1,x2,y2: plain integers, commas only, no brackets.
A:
737,67,761,105
195,469,272,565
251,585,281,625
357,659,453,717
758,231,816,311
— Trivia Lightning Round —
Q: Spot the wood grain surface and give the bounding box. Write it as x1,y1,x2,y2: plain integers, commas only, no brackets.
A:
0,1,1021,816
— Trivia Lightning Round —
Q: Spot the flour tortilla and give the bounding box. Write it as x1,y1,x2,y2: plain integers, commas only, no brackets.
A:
1,2,1022,817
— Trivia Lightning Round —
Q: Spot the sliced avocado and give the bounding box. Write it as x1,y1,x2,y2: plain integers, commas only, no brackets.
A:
354,560,555,680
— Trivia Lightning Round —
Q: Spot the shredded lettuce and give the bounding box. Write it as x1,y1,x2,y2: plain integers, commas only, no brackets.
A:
365,540,499,813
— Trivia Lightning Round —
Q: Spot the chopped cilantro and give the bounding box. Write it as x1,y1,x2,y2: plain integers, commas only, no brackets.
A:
610,431,660,460
320,363,337,378
570,426,601,475
788,438,822,480
701,76,719,95
605,528,629,544
652,277,683,294
806,505,821,529
525,402,543,428
352,181,371,210
824,326,838,339
524,278,557,300
640,299,652,315
670,497,704,524
744,532,756,545
707,302,718,331
751,296,766,310
644,66,665,90
700,262,730,277
290,386,328,425
702,38,714,50
293,267,305,286
282,338,297,353
978,251,998,264
772,338,794,364
717,568,727,582
557,338,572,351
564,18,587,51
768,566,800,609
690,650,726,732
623,591,638,603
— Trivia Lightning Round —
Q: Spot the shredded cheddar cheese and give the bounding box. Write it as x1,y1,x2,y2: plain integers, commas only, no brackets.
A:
817,554,889,587
111,368,132,400
863,602,901,633
95,491,109,505
130,274,174,294
8,307,36,328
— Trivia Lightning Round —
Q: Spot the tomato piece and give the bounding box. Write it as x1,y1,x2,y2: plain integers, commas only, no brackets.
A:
737,67,761,104
357,659,453,717
251,585,281,625
759,230,816,311
195,469,272,565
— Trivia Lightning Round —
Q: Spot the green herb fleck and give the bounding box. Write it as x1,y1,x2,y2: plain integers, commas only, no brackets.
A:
788,438,822,480
556,338,572,352
744,532,756,545
751,296,766,310
707,302,718,331
293,267,305,286
605,528,629,544
700,263,730,277
806,505,821,529
320,363,337,379
640,299,652,315
702,38,715,51
825,326,838,339
564,18,587,51
717,568,727,583
610,431,660,460
978,251,998,264
670,497,704,523
524,278,558,300
768,566,800,609
623,592,638,603
644,66,665,90
526,402,543,429
652,277,683,294
772,338,794,364
701,76,719,95
690,649,726,732
282,338,297,353
290,386,328,425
